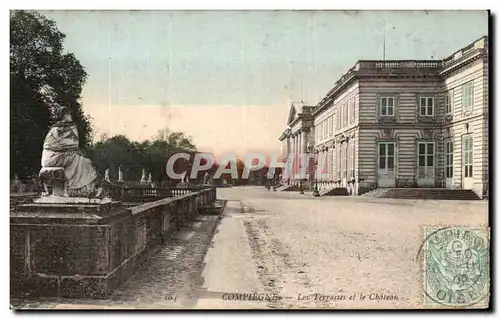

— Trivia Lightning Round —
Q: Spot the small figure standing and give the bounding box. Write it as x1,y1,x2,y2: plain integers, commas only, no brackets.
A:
140,168,147,184
118,166,124,183
104,169,111,182
147,172,152,184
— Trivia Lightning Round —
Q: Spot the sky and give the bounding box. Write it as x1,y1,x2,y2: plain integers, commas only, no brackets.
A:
40,10,488,158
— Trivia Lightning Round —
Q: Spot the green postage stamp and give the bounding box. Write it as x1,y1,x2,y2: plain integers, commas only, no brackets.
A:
422,226,490,308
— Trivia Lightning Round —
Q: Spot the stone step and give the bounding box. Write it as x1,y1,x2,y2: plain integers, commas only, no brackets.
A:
321,187,350,196
363,188,481,200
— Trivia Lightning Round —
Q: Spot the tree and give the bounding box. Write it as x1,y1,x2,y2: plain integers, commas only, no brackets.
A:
91,135,141,181
154,128,196,153
10,10,91,178
88,129,198,186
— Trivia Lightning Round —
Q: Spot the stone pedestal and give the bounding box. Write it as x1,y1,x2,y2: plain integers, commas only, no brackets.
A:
10,200,131,299
38,167,66,196
11,188,218,300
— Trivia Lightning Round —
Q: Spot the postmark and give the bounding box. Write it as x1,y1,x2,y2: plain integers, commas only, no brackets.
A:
419,226,490,308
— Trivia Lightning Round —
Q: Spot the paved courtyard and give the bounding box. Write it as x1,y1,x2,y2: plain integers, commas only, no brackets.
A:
196,187,489,309
12,187,488,309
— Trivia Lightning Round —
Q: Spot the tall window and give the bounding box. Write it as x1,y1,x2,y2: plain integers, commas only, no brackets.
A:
346,101,351,123
445,140,453,178
328,116,333,137
343,104,348,127
444,90,453,115
379,142,395,171
464,135,473,178
336,147,341,180
462,81,474,111
347,142,354,178
417,142,434,178
336,107,342,130
343,143,348,178
350,139,355,178
380,96,395,116
322,121,326,140
349,100,355,124
419,97,434,116
332,111,336,135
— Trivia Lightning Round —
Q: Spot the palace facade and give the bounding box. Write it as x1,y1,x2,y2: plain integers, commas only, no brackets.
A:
279,36,489,198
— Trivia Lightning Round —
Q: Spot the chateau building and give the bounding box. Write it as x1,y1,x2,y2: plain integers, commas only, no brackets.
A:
279,36,489,198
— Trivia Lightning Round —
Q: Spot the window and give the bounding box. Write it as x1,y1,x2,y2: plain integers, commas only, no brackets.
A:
343,143,347,178
464,135,473,178
336,107,341,130
346,101,351,124
343,104,348,127
324,150,329,179
336,147,341,180
419,97,434,116
349,100,355,124
444,90,453,115
379,142,395,170
349,140,355,178
328,116,333,137
462,82,474,111
445,140,453,178
380,96,395,116
332,111,336,135
417,142,434,178
347,142,351,178
322,121,326,140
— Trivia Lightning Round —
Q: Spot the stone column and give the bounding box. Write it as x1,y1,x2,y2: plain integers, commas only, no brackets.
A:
286,136,290,156
298,132,302,177
292,134,296,179
302,130,308,155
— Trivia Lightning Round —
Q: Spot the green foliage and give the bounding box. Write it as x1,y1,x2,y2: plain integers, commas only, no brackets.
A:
10,10,91,178
89,130,198,184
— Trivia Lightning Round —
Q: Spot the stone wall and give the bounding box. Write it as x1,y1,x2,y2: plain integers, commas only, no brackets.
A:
10,187,217,299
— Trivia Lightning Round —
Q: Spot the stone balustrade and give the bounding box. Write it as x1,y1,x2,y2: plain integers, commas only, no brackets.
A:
10,187,217,299
357,60,443,70
108,186,212,202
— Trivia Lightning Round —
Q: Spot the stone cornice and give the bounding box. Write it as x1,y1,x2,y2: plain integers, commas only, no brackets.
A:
278,128,292,141
440,50,486,77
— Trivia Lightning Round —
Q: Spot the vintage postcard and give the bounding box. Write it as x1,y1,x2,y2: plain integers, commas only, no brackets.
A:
9,9,490,310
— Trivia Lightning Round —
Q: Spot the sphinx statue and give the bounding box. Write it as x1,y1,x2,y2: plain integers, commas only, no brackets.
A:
39,106,103,198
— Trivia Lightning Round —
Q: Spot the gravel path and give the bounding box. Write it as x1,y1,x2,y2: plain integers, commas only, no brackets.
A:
202,186,488,309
